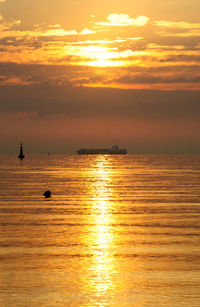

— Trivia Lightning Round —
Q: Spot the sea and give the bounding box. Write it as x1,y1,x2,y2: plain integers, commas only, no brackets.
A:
0,154,200,306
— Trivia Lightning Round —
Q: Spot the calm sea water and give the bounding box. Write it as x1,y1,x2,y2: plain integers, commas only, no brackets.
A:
0,154,200,306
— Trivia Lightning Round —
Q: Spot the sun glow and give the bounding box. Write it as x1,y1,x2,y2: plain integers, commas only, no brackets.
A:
78,45,127,67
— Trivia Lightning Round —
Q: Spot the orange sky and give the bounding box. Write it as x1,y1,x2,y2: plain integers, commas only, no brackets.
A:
0,0,200,153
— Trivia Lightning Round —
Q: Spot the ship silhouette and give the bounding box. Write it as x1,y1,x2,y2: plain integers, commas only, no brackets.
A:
77,145,127,155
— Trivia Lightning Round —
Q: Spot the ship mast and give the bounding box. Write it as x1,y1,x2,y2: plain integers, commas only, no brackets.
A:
18,143,25,160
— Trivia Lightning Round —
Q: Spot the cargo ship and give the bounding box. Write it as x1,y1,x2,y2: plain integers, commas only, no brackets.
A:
77,145,127,155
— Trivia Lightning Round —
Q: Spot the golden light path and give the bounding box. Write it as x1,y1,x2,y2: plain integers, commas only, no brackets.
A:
84,156,117,304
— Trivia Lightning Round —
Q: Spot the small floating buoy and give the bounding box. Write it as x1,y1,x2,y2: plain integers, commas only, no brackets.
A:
43,190,51,198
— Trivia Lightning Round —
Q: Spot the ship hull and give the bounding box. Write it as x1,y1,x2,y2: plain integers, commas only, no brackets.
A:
77,148,127,155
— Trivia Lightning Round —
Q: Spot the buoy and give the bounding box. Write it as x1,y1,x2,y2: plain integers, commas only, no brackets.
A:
18,143,25,160
43,190,51,198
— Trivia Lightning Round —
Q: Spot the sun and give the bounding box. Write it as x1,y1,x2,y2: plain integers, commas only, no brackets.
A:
78,45,125,67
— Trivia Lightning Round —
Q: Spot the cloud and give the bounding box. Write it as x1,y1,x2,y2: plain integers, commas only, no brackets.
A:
67,39,126,45
14,111,38,119
80,28,96,35
0,18,96,40
155,20,200,30
0,75,38,86
37,27,95,37
0,41,200,91
0,12,199,91
155,20,200,37
39,28,78,36
96,14,149,27
0,79,200,120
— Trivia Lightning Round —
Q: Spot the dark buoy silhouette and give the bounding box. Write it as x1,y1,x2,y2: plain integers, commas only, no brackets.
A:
43,190,51,198
18,143,25,160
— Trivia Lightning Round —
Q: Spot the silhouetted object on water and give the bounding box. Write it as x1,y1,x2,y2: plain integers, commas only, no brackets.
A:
77,144,127,155
43,190,51,198
18,143,25,160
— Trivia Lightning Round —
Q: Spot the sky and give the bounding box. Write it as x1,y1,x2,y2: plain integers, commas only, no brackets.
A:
0,0,200,154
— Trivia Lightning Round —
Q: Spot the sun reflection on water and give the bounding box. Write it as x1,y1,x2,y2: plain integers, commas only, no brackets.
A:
85,156,116,301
